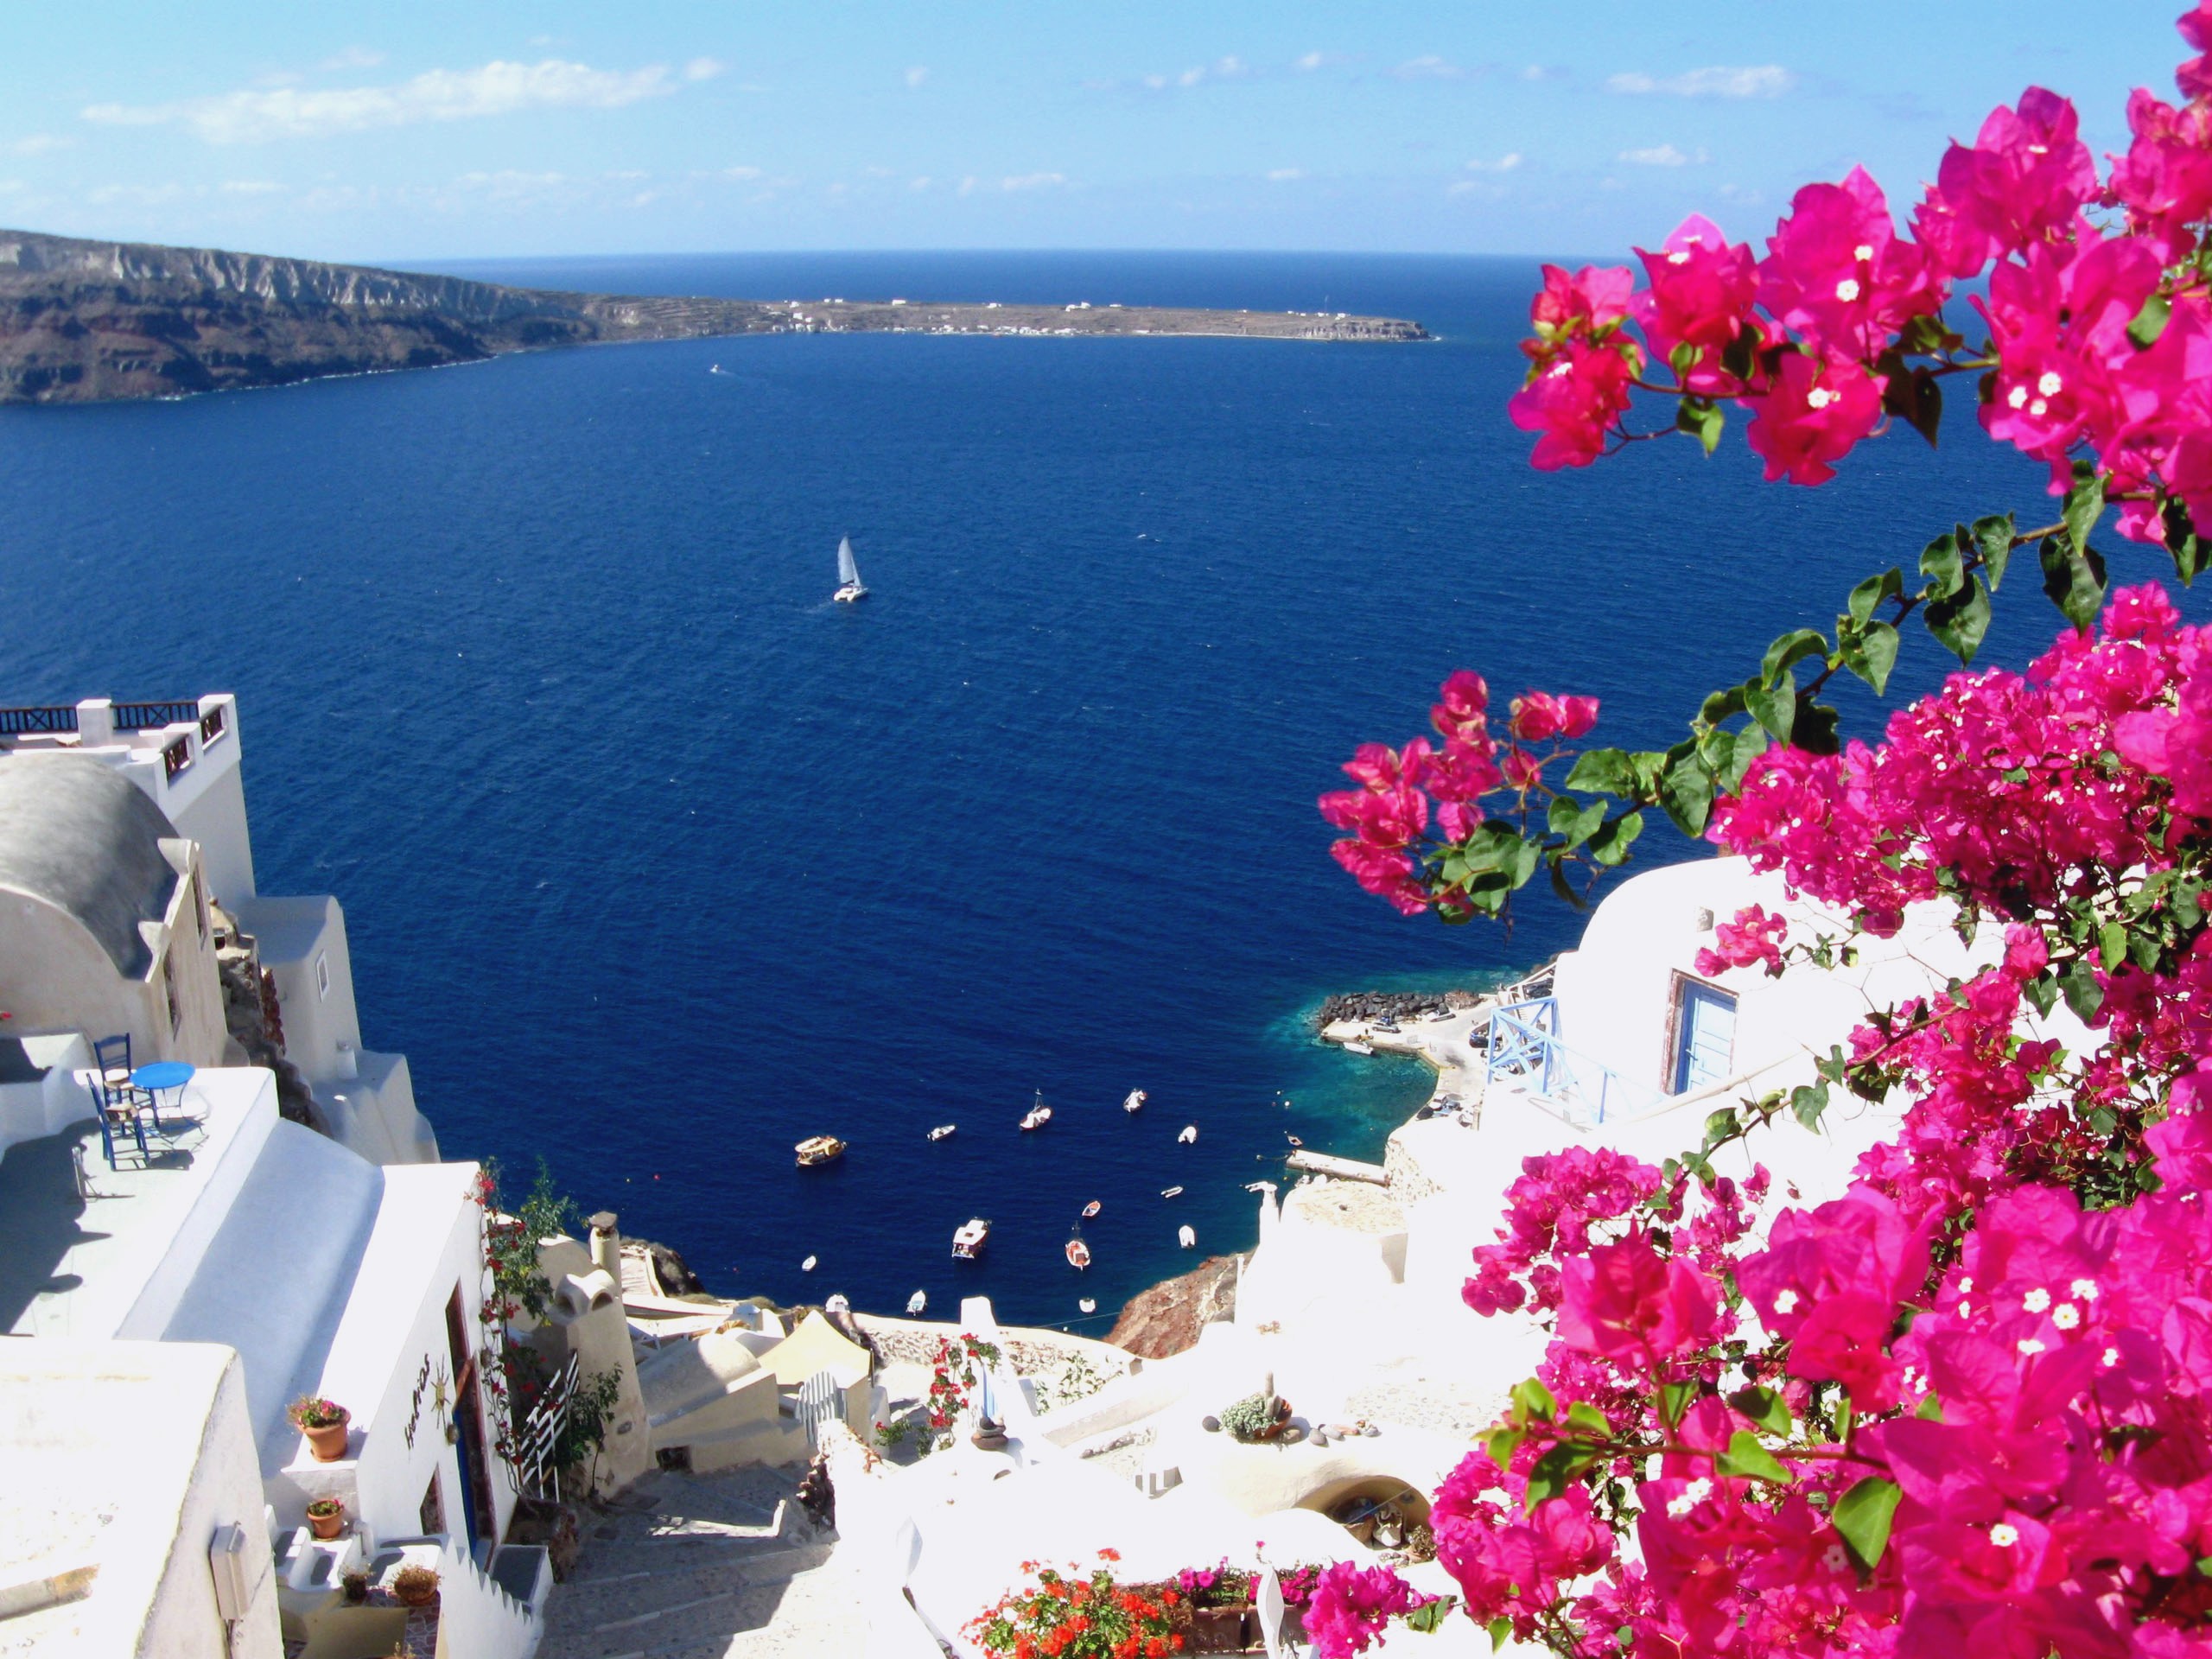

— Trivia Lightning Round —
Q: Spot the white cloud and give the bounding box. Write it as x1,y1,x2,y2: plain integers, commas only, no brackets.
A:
1521,64,1567,82
1295,51,1329,72
0,180,21,195
1391,55,1469,80
219,179,283,194
905,66,930,88
714,165,763,180
1618,143,1708,166
683,58,725,82
320,47,385,71
957,175,978,196
1266,167,1304,181
1136,55,1255,92
1608,64,1793,99
910,175,931,190
1465,151,1522,173
83,58,696,143
1001,171,1066,191
5,133,68,156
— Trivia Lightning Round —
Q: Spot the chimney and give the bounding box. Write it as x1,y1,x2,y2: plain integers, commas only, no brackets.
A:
588,1211,620,1280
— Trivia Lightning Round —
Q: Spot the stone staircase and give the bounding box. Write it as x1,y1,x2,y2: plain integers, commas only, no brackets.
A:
536,1465,857,1659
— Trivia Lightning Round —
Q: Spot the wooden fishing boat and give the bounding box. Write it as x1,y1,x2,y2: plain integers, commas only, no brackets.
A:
795,1135,846,1168
1065,1236,1091,1270
952,1217,991,1260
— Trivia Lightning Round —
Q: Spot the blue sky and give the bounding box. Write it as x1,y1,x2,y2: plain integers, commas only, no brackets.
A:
0,3,2190,262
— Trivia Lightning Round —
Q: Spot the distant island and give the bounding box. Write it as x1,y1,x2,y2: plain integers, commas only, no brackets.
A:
0,227,1429,405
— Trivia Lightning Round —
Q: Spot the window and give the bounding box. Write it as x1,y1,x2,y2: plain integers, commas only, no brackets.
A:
162,957,182,1033
1670,977,1738,1094
418,1471,445,1537
193,873,208,946
315,951,331,1001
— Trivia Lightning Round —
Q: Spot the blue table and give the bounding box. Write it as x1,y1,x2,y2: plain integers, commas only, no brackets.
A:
130,1061,195,1128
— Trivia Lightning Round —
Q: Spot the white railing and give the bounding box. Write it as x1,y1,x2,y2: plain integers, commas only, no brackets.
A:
512,1351,581,1503
1483,997,1664,1126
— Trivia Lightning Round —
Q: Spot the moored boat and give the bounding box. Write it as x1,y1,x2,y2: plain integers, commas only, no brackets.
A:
1065,1236,1091,1270
1179,1224,1196,1249
1160,1185,1184,1198
1082,1200,1102,1218
907,1290,928,1315
1177,1124,1198,1145
832,534,868,602
1123,1089,1147,1113
928,1123,957,1141
796,1135,847,1168
1343,1039,1376,1056
952,1217,991,1259
1020,1089,1053,1130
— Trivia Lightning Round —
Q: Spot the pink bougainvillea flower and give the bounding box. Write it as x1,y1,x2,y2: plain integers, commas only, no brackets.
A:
1934,87,2098,262
1508,690,1600,742
2110,86,2212,262
1528,263,1636,343
1509,340,1637,471
1758,167,1945,363
1557,1230,1722,1362
1328,839,1428,915
1739,351,1883,485
2181,0,2212,99
1694,903,1788,977
1632,214,1758,388
1430,670,1493,743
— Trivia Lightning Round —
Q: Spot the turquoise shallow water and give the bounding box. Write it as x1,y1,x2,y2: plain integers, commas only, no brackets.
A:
0,251,2066,1326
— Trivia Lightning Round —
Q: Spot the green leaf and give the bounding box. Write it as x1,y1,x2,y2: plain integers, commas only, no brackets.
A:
1761,628,1827,688
1658,1380,1699,1427
1675,396,1724,454
2129,291,2173,349
1972,513,2017,591
1847,568,1904,626
1565,1401,1611,1438
2061,957,2105,1021
1522,1441,1596,1509
1669,340,1699,377
2100,920,2129,971
1836,617,1901,696
1547,798,1606,850
1832,1477,1904,1571
1924,575,1992,666
1564,747,1639,798
2040,534,2108,634
1719,727,1769,794
1915,1395,1943,1421
1485,1424,1524,1471
1699,685,1750,725
1586,809,1644,868
2063,476,2107,561
1659,752,1716,836
1790,1081,1830,1128
1727,1386,1794,1436
2164,497,2208,587
1404,1597,1456,1634
1886,366,1942,448
1512,1377,1556,1422
1919,531,1966,599
1487,1616,1515,1651
1745,667,1797,742
1790,697,1842,757
1715,1429,1794,1484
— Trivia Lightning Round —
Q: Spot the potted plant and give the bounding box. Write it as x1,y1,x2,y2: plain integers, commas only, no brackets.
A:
1218,1392,1292,1444
304,1497,346,1541
340,1571,368,1605
968,1554,1183,1658
1249,1565,1322,1645
288,1395,351,1462
391,1565,439,1608
1176,1561,1255,1652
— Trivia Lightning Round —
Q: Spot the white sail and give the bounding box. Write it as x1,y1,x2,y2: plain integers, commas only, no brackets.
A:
837,536,861,588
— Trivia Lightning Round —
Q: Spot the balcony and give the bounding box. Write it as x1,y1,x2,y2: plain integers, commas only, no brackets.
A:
1481,997,1665,1127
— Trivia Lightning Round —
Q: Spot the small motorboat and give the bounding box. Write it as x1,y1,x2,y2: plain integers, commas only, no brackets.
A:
1286,1135,1303,1148
1343,1039,1376,1056
1020,1089,1053,1131
1160,1185,1184,1198
832,534,868,602
1179,1225,1197,1249
826,1294,850,1315
952,1217,991,1259
1123,1089,1147,1114
1178,1125,1198,1145
1066,1237,1091,1270
802,1255,818,1272
906,1290,927,1315
796,1135,846,1168
1079,1298,1096,1313
1082,1200,1102,1219
928,1124,957,1141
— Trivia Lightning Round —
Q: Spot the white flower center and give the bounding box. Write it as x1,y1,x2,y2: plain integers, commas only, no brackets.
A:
1853,243,1876,261
1822,1545,1848,1572
2071,1278,2099,1300
1773,1288,1801,1313
1805,387,1838,410
1958,1277,1974,1293
2023,1287,2051,1313
1957,1301,1972,1319
1668,250,1692,265
2103,1346,2121,1367
1990,1523,2019,1548
2052,1303,2080,1330
2030,398,2049,417
2037,370,2063,396
2018,1337,2046,1355
2007,386,2030,409
1834,278,1862,302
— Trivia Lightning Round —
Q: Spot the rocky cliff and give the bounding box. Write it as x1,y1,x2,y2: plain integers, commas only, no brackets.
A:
0,226,1427,405
1106,1253,1244,1359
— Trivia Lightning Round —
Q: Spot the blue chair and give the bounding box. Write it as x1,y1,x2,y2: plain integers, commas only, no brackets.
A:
91,1076,149,1168
92,1033,136,1093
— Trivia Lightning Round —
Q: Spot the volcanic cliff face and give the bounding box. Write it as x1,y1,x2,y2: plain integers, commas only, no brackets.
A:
1106,1253,1244,1359
0,227,785,404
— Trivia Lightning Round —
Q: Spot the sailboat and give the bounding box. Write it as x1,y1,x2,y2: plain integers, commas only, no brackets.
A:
1020,1090,1053,1131
832,535,868,602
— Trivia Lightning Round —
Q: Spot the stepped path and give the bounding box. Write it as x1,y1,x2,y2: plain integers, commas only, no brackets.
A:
537,1465,857,1659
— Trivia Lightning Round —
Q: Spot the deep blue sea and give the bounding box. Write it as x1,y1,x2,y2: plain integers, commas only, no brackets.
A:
0,250,2095,1326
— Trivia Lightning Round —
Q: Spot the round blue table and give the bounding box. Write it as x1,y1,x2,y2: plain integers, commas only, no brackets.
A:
130,1061,194,1127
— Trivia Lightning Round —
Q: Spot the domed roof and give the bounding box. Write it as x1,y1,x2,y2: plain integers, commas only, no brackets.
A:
0,753,180,976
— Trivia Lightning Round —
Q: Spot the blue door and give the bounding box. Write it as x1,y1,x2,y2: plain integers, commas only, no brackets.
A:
1673,982,1738,1093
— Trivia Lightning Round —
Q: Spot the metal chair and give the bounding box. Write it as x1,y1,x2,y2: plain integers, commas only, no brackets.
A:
90,1075,150,1168
92,1034,155,1114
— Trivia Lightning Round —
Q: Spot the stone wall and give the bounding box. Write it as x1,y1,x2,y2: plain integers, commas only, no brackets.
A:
849,1313,1138,1380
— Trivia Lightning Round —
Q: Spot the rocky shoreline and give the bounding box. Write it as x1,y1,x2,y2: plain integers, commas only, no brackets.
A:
1313,987,1484,1027
1106,1252,1244,1358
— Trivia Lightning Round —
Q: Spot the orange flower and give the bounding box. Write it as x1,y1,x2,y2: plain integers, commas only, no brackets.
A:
1098,1547,1122,1561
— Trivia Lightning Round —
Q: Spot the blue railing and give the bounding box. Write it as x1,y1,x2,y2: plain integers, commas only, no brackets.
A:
1483,997,1664,1126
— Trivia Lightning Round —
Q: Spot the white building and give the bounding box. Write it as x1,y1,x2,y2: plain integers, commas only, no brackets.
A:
0,694,551,1657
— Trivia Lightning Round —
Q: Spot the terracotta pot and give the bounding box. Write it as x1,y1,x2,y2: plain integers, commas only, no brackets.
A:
393,1578,440,1609
306,1507,345,1541
303,1415,350,1462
